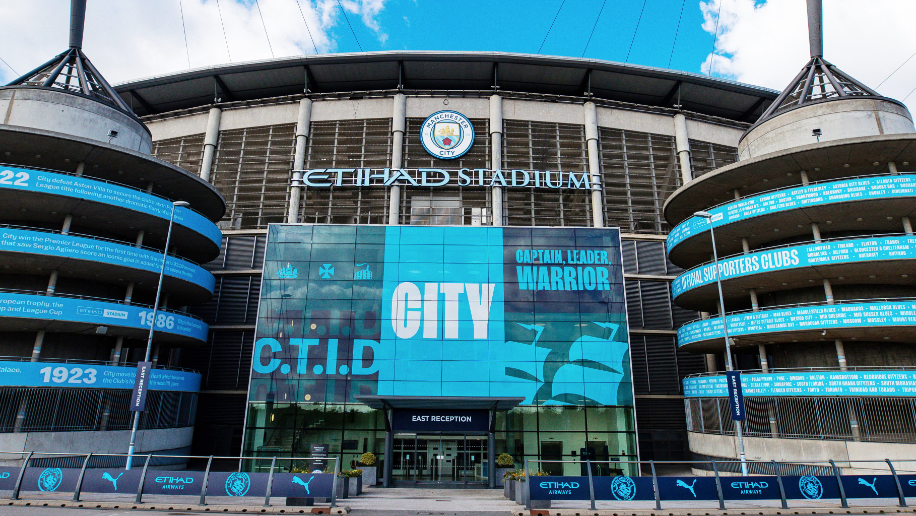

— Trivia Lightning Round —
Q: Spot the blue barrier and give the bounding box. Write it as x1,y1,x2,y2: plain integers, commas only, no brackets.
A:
0,291,208,342
0,165,222,248
0,360,200,392
0,227,214,293
684,370,916,397
667,174,916,255
677,300,916,348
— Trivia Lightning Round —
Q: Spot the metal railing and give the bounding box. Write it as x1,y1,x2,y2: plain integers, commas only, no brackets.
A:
686,365,916,377
680,296,916,326
0,356,197,373
517,458,916,510
0,287,206,322
0,450,341,508
686,396,916,443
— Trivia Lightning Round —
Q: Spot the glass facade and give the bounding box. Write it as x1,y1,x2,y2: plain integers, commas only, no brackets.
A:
243,224,638,477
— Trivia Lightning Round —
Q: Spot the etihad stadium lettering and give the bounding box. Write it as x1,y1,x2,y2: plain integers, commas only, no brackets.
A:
295,168,593,189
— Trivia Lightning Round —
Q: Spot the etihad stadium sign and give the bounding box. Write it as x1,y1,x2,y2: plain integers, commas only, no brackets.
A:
293,168,595,190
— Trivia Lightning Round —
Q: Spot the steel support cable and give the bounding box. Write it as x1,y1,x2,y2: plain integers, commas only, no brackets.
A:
0,56,18,76
294,0,319,54
215,0,232,62
668,0,687,69
537,0,567,54
876,49,916,89
178,0,191,68
581,0,607,57
254,0,274,58
624,0,649,64
706,0,723,75
336,0,363,52
903,82,916,102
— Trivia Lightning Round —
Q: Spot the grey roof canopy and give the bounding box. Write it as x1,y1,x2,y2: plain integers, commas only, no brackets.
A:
354,395,524,411
114,51,779,122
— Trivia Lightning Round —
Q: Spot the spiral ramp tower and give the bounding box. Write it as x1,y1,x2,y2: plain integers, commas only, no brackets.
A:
0,0,224,465
667,0,916,473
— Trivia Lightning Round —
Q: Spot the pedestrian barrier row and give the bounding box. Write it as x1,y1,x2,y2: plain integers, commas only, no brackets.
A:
521,459,916,510
0,452,339,507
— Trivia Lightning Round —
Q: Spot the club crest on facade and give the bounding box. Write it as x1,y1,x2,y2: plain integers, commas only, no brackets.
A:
611,475,636,500
38,467,63,492
226,472,251,496
421,111,474,159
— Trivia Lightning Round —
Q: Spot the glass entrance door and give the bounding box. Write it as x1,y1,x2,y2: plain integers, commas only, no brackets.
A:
391,434,488,485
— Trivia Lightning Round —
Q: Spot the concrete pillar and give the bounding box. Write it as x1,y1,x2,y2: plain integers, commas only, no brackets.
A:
673,113,692,185
151,343,160,366
46,270,58,295
135,231,145,247
388,94,406,225
741,238,750,254
749,288,759,311
490,94,503,226
903,216,913,235
30,330,44,362
799,170,810,186
705,353,717,373
111,336,125,365
75,161,85,177
811,223,822,242
61,215,73,235
583,102,603,228
733,189,741,200
288,99,312,224
123,282,135,304
199,107,222,182
758,344,768,372
823,279,834,304
835,339,847,370
889,161,899,175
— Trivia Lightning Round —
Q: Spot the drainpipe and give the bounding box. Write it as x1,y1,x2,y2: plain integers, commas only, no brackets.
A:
199,107,222,182
490,94,503,226
583,102,603,227
388,94,406,225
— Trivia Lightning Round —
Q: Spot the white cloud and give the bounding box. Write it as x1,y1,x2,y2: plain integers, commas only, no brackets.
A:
0,0,388,85
700,0,916,117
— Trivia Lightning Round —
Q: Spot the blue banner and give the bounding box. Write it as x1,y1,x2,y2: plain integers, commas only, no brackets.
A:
130,362,153,411
0,165,222,248
21,467,80,493
268,473,335,499
251,225,631,406
0,360,200,392
0,227,214,293
142,470,206,496
721,476,781,500
783,475,842,500
677,301,916,348
206,471,270,497
673,236,916,299
726,371,746,421
0,292,208,342
657,476,719,501
685,370,916,397
896,474,916,497
593,475,655,501
667,175,916,254
529,476,591,500
840,475,897,498
80,469,142,494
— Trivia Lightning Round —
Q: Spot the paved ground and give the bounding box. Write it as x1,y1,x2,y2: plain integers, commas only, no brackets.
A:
347,486,518,515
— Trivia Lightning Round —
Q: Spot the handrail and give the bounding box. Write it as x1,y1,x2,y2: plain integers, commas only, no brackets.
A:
678,232,915,274
0,223,204,267
679,296,916,327
0,287,206,323
674,171,916,223
0,161,216,223
0,355,198,373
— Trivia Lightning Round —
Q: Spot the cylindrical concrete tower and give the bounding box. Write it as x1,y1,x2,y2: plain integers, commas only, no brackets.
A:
0,0,224,465
666,0,916,472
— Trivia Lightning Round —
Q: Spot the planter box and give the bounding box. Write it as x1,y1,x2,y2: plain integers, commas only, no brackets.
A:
514,480,525,505
336,477,349,499
348,476,362,496
496,467,512,487
515,481,550,509
505,478,516,500
360,466,377,487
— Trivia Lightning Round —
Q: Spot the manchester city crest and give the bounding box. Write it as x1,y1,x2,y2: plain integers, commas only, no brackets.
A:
798,476,823,499
38,467,63,492
611,475,636,501
226,472,251,497
420,110,474,159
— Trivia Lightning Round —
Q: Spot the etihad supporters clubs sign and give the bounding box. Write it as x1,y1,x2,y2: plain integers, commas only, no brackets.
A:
250,225,632,406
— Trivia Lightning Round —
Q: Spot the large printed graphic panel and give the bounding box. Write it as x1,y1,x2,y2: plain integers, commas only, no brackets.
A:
0,360,200,392
249,225,631,406
684,371,916,397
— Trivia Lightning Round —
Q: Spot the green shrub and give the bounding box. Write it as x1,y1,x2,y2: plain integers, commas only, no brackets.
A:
359,452,377,466
496,453,515,467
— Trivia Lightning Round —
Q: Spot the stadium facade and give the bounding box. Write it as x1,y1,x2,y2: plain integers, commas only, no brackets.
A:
669,0,916,474
110,50,780,483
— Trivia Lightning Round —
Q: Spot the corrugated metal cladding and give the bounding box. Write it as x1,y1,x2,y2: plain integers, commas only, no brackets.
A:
149,116,737,460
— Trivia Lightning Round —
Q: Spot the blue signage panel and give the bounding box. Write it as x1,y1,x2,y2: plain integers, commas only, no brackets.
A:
685,371,916,398
673,236,916,299
269,473,335,498
895,474,916,497
0,165,222,248
721,476,782,500
667,175,916,253
0,228,214,293
20,467,80,493
80,469,142,494
657,476,719,501
130,361,152,411
0,467,19,490
0,360,200,391
142,470,205,496
529,476,590,501
250,226,632,407
206,472,269,498
840,475,896,498
782,475,841,500
726,371,746,421
592,475,655,501
0,292,208,342
678,301,916,347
